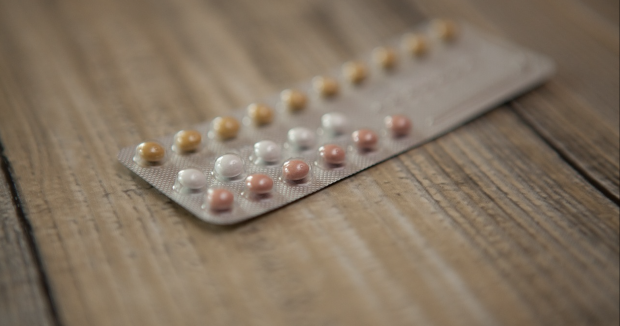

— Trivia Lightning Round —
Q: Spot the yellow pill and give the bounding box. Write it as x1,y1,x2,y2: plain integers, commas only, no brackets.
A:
247,103,274,125
136,141,165,163
213,116,240,140
342,61,367,84
431,19,458,41
402,33,428,56
372,47,397,69
280,89,307,112
174,130,202,152
312,76,339,97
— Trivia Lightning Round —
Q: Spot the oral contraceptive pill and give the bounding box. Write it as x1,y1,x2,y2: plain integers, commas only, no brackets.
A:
282,159,311,182
281,89,308,112
214,154,244,179
287,127,316,149
135,141,166,164
321,112,348,135
318,144,346,166
118,20,554,224
206,188,234,211
245,174,274,195
253,140,282,164
176,169,207,190
174,130,202,152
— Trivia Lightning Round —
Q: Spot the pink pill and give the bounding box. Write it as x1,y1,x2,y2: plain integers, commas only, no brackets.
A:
207,188,234,211
352,129,378,150
282,159,310,181
245,174,273,195
318,144,346,165
385,114,411,137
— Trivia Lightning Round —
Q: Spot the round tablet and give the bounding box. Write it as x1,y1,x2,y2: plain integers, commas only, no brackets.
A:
385,114,412,137
213,116,240,140
321,112,348,135
352,129,378,150
207,188,234,211
281,89,307,112
253,140,281,163
318,144,346,165
282,159,310,181
247,103,274,125
312,76,339,97
177,169,207,189
287,127,315,149
402,33,428,56
245,174,273,195
372,47,397,69
342,61,367,84
174,130,202,152
431,19,458,41
136,141,165,163
214,154,244,178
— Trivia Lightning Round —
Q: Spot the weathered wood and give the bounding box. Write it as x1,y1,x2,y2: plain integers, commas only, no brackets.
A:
0,153,54,326
0,0,618,325
418,0,620,201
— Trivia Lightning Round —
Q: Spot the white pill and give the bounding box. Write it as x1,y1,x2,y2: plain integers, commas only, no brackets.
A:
254,140,281,163
177,169,207,189
214,154,244,178
321,112,348,135
287,127,316,149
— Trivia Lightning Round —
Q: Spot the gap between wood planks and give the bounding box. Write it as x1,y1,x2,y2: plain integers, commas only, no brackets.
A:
0,139,62,326
509,104,620,206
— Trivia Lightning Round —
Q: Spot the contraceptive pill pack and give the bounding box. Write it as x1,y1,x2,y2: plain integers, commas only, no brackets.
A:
118,20,555,225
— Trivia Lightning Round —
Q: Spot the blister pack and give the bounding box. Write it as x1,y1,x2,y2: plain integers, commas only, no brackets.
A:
118,20,554,225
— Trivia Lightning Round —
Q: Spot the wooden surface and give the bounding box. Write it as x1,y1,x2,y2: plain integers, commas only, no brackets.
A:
0,152,54,326
0,0,618,325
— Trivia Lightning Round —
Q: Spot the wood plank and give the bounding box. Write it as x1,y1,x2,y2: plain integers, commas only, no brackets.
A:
419,0,620,200
416,0,620,200
0,149,55,326
0,0,617,325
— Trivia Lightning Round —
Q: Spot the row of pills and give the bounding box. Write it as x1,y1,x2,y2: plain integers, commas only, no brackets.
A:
175,161,305,212
175,158,321,212
180,19,458,140
174,169,275,211
136,112,411,213
134,113,412,165
183,166,306,213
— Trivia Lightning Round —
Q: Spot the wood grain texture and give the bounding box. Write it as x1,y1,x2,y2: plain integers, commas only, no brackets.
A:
0,0,618,325
418,0,620,201
0,152,54,326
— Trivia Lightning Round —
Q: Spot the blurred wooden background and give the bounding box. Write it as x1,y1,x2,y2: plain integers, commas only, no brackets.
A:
0,0,618,325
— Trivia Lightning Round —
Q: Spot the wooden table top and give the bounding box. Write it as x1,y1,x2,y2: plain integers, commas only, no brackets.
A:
1,0,618,325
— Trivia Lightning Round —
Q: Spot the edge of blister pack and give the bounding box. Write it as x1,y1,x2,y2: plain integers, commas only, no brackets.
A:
118,21,555,225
